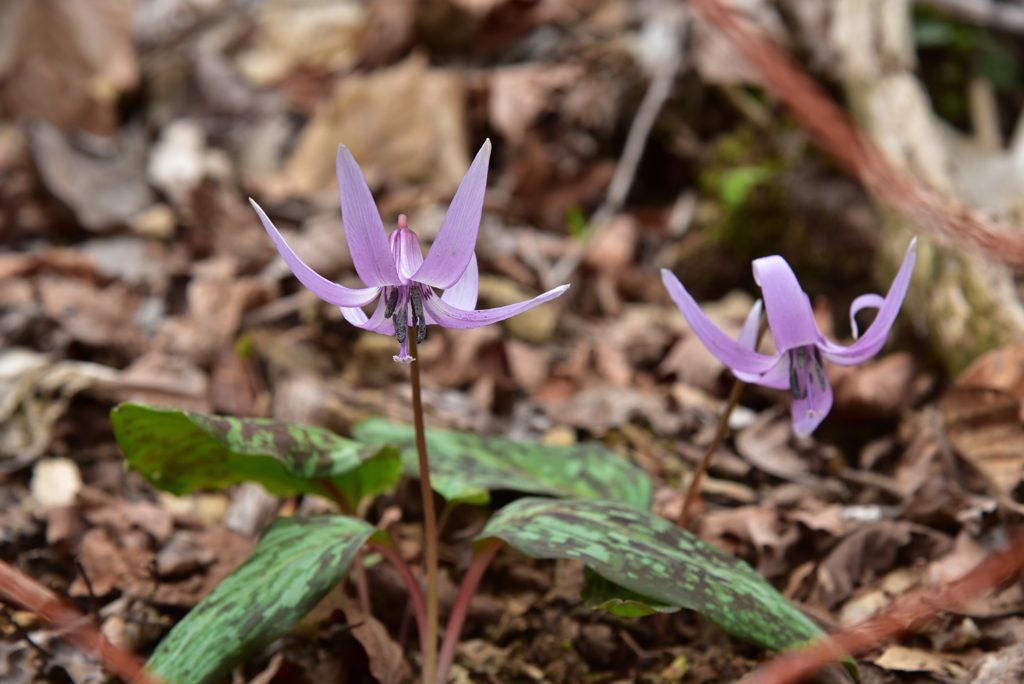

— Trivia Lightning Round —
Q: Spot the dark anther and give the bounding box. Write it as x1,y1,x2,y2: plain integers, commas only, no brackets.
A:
384,288,398,319
788,349,807,400
410,288,426,343
812,347,826,392
394,304,408,344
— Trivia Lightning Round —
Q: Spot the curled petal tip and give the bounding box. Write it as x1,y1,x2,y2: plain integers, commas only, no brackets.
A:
393,355,415,364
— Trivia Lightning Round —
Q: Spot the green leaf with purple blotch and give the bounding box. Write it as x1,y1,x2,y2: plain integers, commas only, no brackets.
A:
146,515,380,684
112,403,401,508
352,417,651,508
477,497,823,652
581,567,680,617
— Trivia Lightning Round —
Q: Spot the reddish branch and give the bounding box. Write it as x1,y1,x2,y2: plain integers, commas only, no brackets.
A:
435,539,505,684
742,529,1024,684
0,560,162,684
687,0,1024,267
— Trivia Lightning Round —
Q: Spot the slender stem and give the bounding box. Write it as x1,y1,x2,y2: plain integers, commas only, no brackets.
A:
355,549,373,615
678,379,745,528
434,540,504,684
366,540,428,658
408,333,439,684
321,480,354,515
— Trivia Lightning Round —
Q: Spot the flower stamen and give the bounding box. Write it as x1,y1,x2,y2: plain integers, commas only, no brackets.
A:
384,288,399,319
410,287,426,343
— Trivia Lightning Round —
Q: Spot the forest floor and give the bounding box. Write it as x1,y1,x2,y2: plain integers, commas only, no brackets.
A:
2,0,1024,682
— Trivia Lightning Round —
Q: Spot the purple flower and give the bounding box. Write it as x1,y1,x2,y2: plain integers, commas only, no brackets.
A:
661,239,917,436
251,141,569,362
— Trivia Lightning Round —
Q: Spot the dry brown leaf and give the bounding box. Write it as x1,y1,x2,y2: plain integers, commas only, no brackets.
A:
277,53,468,198
0,0,138,133
958,341,1024,420
489,64,585,143
830,352,916,420
939,387,1024,501
235,0,368,86
28,122,154,232
36,276,145,354
813,521,951,609
870,644,968,679
341,602,412,684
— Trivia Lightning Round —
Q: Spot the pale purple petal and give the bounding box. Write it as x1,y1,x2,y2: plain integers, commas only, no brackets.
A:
752,256,820,350
414,140,491,289
336,145,401,287
341,296,394,335
848,293,885,340
733,354,791,390
424,283,568,329
389,221,424,284
440,252,479,311
791,369,833,437
251,199,382,308
737,299,763,350
819,238,917,366
661,270,781,375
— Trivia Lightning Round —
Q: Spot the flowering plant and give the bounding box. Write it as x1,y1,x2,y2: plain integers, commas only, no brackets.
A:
113,141,848,684
250,141,568,362
662,238,918,436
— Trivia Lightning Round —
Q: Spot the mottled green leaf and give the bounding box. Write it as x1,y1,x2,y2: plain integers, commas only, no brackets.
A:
581,567,679,617
112,403,401,506
352,417,652,508
478,498,823,652
147,516,379,684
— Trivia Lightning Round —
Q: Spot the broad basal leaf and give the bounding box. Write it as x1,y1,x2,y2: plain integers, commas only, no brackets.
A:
478,498,823,652
147,516,379,684
112,403,401,507
352,417,652,508
581,567,679,617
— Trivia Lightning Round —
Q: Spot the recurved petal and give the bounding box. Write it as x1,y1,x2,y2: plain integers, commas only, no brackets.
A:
819,238,917,366
733,354,791,390
414,140,491,289
661,270,781,375
848,293,885,340
424,282,568,329
336,145,401,287
251,199,382,308
752,255,819,350
440,252,479,310
737,299,763,350
790,369,833,438
341,296,395,335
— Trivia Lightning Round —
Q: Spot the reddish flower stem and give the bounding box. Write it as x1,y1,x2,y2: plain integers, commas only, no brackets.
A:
679,378,745,528
408,333,440,684
365,540,429,659
0,560,162,684
434,539,504,684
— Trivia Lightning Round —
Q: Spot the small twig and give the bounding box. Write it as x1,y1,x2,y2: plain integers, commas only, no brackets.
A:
545,33,684,289
1,604,53,659
434,539,504,684
678,378,746,528
74,560,100,620
743,528,1024,684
